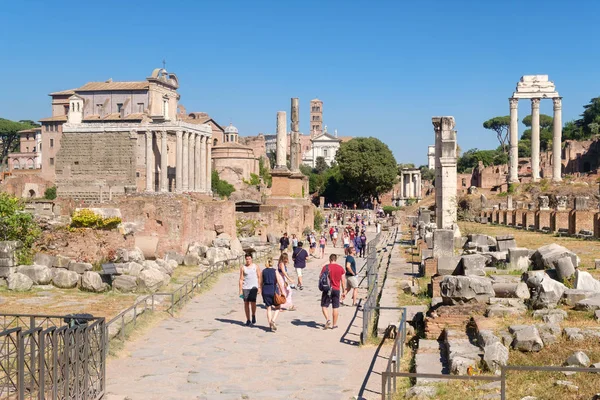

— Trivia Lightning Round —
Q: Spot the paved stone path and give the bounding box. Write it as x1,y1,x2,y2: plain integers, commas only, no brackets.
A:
106,233,385,400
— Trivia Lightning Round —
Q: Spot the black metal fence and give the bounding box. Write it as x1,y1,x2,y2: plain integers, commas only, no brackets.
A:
0,314,105,400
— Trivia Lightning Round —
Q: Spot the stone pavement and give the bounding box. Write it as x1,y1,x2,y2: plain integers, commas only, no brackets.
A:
105,234,387,400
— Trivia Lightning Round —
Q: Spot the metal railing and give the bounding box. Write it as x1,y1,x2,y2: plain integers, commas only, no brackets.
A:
360,227,398,344
104,248,273,345
380,308,407,398
0,314,106,400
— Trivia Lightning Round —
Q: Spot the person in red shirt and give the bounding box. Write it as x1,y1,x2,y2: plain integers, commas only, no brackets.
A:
320,254,346,329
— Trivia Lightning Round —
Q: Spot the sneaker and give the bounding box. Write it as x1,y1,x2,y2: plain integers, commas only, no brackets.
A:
272,322,277,332
299,285,304,291
290,284,296,289
245,320,251,326
251,315,256,324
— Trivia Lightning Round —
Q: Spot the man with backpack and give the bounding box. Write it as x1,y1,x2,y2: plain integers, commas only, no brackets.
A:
292,241,308,290
319,254,346,330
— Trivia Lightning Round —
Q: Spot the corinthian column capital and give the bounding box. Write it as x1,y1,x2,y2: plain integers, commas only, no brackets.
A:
553,97,562,110
531,98,540,108
509,97,519,109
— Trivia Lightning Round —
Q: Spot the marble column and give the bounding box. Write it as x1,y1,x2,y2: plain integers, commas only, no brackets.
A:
199,136,207,192
175,131,183,192
145,131,154,192
531,98,541,181
433,116,457,230
188,132,195,191
182,132,189,191
160,130,168,192
509,98,519,183
275,111,287,169
552,97,563,182
194,133,201,191
206,139,212,192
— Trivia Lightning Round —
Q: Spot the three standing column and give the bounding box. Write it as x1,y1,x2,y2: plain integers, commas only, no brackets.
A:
188,133,195,191
182,132,189,191
552,97,563,182
145,131,154,192
160,130,168,192
206,139,212,192
509,98,519,183
531,98,541,181
199,136,207,192
176,131,183,193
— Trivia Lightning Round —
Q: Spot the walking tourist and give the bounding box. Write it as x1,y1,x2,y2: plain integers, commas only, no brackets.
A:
279,232,290,254
292,241,308,290
319,234,327,259
332,227,339,248
319,254,346,329
343,247,358,306
353,232,363,257
309,231,317,257
343,230,350,249
261,257,285,332
238,253,261,326
359,230,367,257
277,252,296,310
291,233,298,252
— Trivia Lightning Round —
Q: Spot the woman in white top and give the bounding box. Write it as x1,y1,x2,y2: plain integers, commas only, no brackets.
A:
239,253,262,326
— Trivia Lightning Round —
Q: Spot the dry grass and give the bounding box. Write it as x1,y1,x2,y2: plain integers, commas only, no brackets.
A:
459,221,600,279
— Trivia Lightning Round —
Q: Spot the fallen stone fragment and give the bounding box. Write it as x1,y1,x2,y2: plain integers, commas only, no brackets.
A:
574,295,600,312
440,275,495,305
7,272,33,291
574,270,600,292
81,271,107,293
460,254,487,276
532,309,567,324
404,385,437,399
511,325,544,352
555,256,576,282
492,282,530,299
565,351,591,368
563,288,598,306
554,380,578,392
16,264,52,285
528,272,566,309
483,342,509,374
531,243,577,270
112,275,138,293
536,323,561,346
52,270,80,289
563,327,584,341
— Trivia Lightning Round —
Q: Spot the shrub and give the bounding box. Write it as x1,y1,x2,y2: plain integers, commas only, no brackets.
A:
70,209,122,230
212,170,236,198
382,205,401,215
314,210,324,230
44,186,57,200
0,192,41,263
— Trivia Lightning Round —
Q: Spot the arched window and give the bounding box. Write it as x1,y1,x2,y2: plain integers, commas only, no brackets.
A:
213,138,218,146
324,149,328,158
13,160,20,170
28,189,36,198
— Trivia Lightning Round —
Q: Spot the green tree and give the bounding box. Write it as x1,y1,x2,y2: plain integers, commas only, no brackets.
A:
211,170,235,198
0,118,37,165
562,120,584,141
581,97,600,136
457,148,507,173
314,156,328,174
335,137,397,202
258,157,272,187
44,186,57,200
419,165,434,182
0,192,41,263
483,116,511,153
398,163,415,170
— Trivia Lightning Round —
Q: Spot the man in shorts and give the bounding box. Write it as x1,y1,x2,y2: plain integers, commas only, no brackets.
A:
320,254,346,329
292,241,308,290
279,232,290,254
343,247,359,306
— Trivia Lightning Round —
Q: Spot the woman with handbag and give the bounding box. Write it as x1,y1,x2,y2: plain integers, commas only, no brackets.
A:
261,257,286,332
277,253,296,311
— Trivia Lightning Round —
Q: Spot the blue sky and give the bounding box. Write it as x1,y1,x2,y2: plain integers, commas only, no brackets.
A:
2,0,599,166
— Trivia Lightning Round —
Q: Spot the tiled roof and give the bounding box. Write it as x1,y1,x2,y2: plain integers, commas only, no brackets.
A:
83,113,145,122
17,128,41,134
77,81,149,91
49,89,76,96
39,115,68,122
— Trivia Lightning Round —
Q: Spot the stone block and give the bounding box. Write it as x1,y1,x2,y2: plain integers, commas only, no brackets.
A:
0,258,14,267
137,269,168,293
460,254,486,276
565,351,591,367
16,265,52,285
34,253,56,268
52,270,80,289
433,229,454,258
81,271,108,293
574,196,589,210
53,255,72,269
508,247,531,272
423,258,437,277
575,270,600,292
440,275,495,305
555,257,575,282
563,289,598,306
113,275,137,293
0,267,15,278
496,235,516,251
483,342,509,374
68,262,93,274
574,295,600,312
527,272,567,309
164,251,184,265
491,282,530,299
511,325,544,352
437,255,462,275
531,243,578,270
7,272,33,291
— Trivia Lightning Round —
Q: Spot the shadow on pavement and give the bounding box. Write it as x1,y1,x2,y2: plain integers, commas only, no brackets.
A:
290,319,322,329
357,335,388,400
339,298,362,346
214,318,271,332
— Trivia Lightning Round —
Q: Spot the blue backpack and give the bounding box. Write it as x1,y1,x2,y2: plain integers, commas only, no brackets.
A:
318,264,331,294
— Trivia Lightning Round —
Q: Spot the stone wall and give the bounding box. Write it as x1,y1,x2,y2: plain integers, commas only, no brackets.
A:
238,202,315,241
0,173,53,199
55,131,137,198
